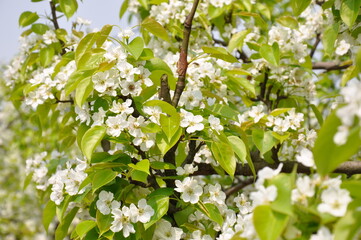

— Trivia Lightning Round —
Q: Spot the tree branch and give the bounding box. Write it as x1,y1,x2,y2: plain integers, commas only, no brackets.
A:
158,74,172,104
310,33,321,58
172,0,200,107
225,178,254,198
192,161,361,176
312,62,351,71
49,1,60,30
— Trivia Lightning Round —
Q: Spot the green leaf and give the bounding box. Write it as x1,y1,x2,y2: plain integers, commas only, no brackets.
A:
202,46,239,63
310,104,324,126
270,108,292,116
253,205,289,240
75,77,93,107
313,110,361,176
207,103,239,120
144,100,180,140
228,136,247,164
119,0,129,19
131,170,148,183
211,141,236,177
334,208,361,240
341,65,358,87
150,161,176,170
97,24,113,47
76,220,97,239
129,159,150,175
59,0,78,19
127,37,144,60
19,11,39,27
269,173,293,216
228,29,250,53
276,16,298,29
341,0,361,27
197,202,224,226
77,48,106,70
55,207,79,240
322,23,339,57
356,47,361,71
75,32,100,65
31,23,49,34
96,210,113,235
159,114,180,141
141,17,170,42
259,43,279,66
252,129,278,156
291,0,312,16
341,181,361,198
228,76,256,97
148,188,174,198
81,125,106,161
40,47,55,67
43,200,56,232
92,169,117,192
156,127,182,155
144,195,169,229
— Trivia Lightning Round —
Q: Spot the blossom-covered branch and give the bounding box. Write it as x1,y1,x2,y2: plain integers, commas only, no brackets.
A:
172,0,200,107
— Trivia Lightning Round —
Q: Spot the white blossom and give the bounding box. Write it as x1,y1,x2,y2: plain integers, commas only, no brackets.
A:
175,177,203,204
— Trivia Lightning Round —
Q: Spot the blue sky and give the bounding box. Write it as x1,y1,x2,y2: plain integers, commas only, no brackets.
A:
0,0,132,63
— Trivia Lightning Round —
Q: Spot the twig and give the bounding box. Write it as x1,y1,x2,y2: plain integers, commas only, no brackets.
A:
172,0,200,107
225,178,254,198
182,140,205,167
312,62,351,71
192,161,361,176
310,33,321,58
49,1,60,30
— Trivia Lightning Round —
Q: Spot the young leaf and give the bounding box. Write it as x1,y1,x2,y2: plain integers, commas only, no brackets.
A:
43,200,56,232
75,220,97,239
75,77,93,107
144,195,169,229
228,136,247,164
341,0,361,27
228,29,250,53
75,32,100,64
211,141,236,177
40,47,55,67
59,0,78,19
141,17,170,42
291,0,312,16
19,11,39,27
81,125,106,161
55,207,79,240
313,110,361,176
128,159,150,175
92,169,117,192
127,37,144,60
253,205,289,240
259,43,279,66
276,16,298,29
252,129,278,156
322,23,339,57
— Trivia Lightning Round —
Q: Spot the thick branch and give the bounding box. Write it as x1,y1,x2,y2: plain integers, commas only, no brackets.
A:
192,161,361,176
172,0,200,107
312,62,351,71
